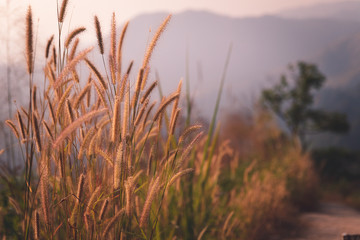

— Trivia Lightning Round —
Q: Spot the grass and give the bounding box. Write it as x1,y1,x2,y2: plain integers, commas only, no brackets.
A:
157,109,319,239
3,3,194,239
0,1,319,239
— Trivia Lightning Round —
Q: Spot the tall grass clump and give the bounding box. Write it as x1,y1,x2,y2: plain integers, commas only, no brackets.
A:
220,110,319,238
3,2,198,239
158,106,318,239
1,2,320,240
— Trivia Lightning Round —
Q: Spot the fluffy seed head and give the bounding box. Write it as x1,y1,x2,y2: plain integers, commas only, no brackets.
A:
52,46,57,69
69,38,80,60
140,177,160,227
98,198,109,221
170,108,180,136
42,121,54,141
85,186,101,215
94,16,104,54
110,12,116,60
26,6,33,74
76,174,85,203
85,58,107,90
73,82,91,109
54,47,93,88
33,210,40,239
102,208,125,238
59,0,69,23
40,159,50,227
53,108,107,148
32,113,42,152
168,168,193,187
16,112,26,140
117,21,129,77
142,14,171,70
122,82,130,138
65,27,86,48
45,35,54,58
140,81,157,103
114,141,124,190
111,97,121,143
153,92,179,121
32,85,38,114
6,120,19,140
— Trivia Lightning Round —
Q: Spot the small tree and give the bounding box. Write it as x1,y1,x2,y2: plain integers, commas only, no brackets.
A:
262,61,349,151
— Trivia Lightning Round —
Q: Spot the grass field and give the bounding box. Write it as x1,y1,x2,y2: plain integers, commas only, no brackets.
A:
0,2,319,239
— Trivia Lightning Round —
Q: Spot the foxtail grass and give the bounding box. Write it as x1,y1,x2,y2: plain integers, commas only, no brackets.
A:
1,4,319,240
4,8,199,239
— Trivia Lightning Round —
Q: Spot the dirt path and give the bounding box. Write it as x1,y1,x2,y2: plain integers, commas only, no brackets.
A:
288,202,360,240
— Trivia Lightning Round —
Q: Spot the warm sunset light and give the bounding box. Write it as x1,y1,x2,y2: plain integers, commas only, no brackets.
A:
1,0,360,239
6,0,351,43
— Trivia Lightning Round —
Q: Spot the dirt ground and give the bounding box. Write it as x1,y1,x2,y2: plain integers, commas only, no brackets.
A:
286,202,360,240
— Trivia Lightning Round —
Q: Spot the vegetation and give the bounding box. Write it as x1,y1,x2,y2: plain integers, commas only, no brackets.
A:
158,109,318,239
0,1,319,239
261,61,350,151
311,147,360,210
262,62,360,213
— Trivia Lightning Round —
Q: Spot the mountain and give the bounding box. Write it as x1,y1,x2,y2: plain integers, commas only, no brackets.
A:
275,1,360,149
114,10,360,118
277,1,360,22
317,33,360,88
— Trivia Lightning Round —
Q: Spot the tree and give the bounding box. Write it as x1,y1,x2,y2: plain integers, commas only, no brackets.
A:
261,61,350,151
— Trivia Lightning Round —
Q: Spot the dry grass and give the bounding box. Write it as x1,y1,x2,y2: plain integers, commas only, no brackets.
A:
1,2,319,240
3,4,196,239
156,108,318,239
219,109,319,239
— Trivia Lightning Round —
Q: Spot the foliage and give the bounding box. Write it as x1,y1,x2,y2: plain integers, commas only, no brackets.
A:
157,108,318,239
262,61,350,150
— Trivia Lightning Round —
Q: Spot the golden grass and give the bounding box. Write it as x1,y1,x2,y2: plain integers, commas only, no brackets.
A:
3,7,202,239
94,16,104,55
155,108,318,240
58,0,69,23
45,35,54,59
2,4,319,240
64,27,86,48
26,6,33,74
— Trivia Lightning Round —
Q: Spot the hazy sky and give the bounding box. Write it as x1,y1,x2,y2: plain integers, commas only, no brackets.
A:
24,0,349,21
13,0,350,41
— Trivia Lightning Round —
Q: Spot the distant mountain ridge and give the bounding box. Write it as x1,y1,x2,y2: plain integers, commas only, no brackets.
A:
313,32,360,149
102,6,360,149
119,10,360,93
277,1,360,22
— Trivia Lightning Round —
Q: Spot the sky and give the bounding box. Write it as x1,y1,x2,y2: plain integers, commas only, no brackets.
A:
4,0,348,44
23,0,348,22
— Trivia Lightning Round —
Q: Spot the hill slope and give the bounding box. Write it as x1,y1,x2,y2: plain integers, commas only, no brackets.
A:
278,1,360,22
115,10,360,117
